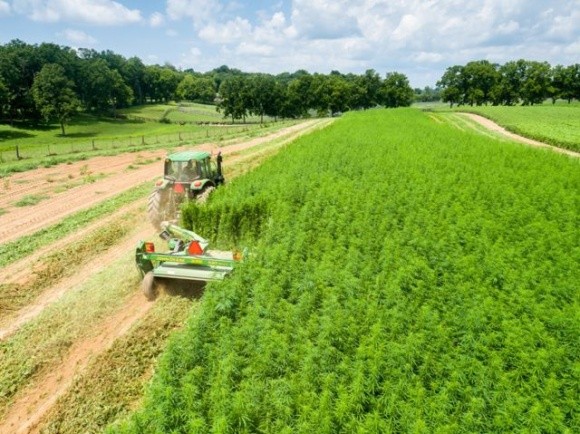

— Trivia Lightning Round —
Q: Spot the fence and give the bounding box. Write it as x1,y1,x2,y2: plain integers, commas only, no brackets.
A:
0,125,251,163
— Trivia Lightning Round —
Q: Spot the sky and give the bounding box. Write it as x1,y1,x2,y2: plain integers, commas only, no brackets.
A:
0,0,578,88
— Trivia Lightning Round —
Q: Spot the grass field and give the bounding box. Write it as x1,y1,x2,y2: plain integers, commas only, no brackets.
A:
0,106,300,177
111,108,579,433
449,102,580,151
0,102,286,166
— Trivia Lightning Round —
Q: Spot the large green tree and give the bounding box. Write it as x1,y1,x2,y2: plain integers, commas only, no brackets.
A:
217,76,249,122
437,65,465,107
31,63,79,135
80,58,133,113
380,72,414,108
176,74,216,104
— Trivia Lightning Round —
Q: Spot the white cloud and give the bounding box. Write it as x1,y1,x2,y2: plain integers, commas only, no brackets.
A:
166,0,222,26
289,0,360,40
392,14,422,41
12,0,142,25
198,17,252,44
236,42,273,56
150,12,165,28
60,28,97,45
413,52,444,63
0,1,10,15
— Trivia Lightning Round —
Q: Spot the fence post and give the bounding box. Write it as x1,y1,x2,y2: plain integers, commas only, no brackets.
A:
179,132,182,141
142,135,145,145
92,140,96,150
16,145,20,160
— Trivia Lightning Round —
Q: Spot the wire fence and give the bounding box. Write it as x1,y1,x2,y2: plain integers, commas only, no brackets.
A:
0,125,253,163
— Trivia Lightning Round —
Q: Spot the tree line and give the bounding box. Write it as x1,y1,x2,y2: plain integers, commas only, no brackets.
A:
0,40,414,134
437,59,580,107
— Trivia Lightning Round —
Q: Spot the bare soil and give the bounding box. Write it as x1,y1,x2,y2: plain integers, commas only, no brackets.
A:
0,119,331,432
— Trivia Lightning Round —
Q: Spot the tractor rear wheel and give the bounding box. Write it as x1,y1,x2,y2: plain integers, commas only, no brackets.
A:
195,186,215,204
148,188,176,230
142,272,158,301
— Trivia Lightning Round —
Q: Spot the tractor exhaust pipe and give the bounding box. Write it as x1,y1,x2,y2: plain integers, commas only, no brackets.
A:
216,152,225,185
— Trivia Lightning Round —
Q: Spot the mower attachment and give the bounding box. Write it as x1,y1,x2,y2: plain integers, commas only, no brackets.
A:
136,221,240,300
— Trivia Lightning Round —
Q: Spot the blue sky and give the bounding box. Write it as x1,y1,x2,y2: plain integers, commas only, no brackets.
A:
0,0,578,87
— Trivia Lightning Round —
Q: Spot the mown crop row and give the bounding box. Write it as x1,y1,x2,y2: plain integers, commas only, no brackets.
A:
112,109,579,433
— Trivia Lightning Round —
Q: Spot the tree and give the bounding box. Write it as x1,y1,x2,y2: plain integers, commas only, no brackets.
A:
437,65,464,107
551,64,579,103
176,74,216,104
284,73,313,118
31,63,79,135
121,57,146,105
462,60,499,105
0,77,8,117
80,59,133,113
380,72,414,108
520,61,551,105
217,76,249,122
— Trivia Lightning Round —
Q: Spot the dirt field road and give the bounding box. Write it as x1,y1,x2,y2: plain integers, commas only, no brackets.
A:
460,113,580,158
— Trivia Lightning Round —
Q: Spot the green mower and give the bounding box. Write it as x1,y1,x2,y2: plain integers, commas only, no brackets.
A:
136,221,242,300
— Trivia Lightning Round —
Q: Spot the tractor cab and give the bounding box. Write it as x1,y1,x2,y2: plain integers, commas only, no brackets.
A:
148,150,225,229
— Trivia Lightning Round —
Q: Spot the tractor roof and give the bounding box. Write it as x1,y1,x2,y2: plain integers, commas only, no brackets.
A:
166,150,211,162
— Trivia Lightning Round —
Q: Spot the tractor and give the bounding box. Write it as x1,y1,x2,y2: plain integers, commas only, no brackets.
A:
148,150,224,229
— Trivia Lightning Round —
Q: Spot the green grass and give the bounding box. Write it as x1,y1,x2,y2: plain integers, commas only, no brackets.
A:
0,117,300,177
0,103,293,166
13,194,49,207
448,103,580,151
111,109,579,433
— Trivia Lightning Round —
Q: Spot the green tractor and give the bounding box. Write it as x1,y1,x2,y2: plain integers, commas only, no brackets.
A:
148,150,224,229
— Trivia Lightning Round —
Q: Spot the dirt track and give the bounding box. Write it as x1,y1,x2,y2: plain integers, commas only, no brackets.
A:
460,113,580,158
0,119,332,433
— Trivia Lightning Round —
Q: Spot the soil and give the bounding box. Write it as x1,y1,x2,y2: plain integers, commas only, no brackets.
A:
0,118,331,432
460,113,580,158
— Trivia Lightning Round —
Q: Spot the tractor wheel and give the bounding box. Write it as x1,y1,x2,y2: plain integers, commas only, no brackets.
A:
196,186,215,204
148,188,176,230
142,271,158,301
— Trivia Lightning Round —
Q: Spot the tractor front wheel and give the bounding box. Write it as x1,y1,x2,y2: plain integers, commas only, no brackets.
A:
142,272,158,301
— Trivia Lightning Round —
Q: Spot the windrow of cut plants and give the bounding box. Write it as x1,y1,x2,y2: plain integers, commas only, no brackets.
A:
111,108,579,433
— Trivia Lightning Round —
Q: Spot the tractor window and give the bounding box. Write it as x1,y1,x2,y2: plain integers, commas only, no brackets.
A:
183,160,199,179
165,160,183,177
201,159,211,177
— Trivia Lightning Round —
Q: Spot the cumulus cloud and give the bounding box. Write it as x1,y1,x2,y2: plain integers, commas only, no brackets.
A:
150,11,165,28
60,28,97,45
0,1,10,15
12,0,142,25
198,17,252,44
166,0,222,27
289,0,360,40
